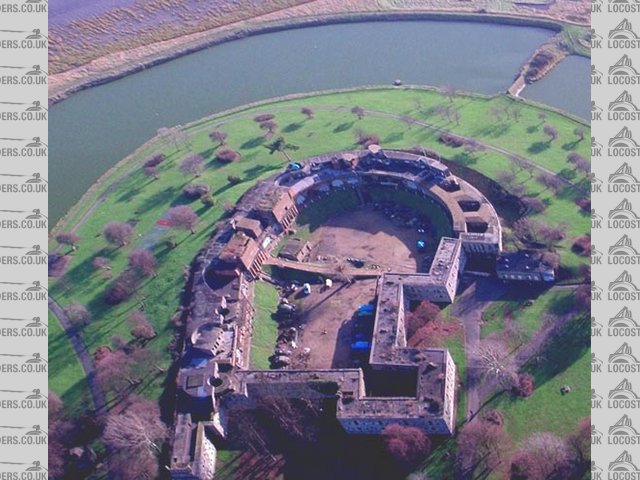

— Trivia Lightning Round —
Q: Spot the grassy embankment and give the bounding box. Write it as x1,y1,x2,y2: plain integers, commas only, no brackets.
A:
249,281,281,370
48,87,590,427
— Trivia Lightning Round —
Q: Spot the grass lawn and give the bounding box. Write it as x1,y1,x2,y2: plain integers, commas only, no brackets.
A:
367,187,454,240
294,189,361,239
250,281,280,370
481,287,575,343
49,87,589,414
47,312,93,416
488,349,590,442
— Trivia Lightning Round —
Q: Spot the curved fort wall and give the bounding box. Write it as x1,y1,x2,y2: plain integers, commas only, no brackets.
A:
170,147,504,478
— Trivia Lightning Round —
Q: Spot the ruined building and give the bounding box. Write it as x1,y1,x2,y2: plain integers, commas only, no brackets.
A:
170,148,503,479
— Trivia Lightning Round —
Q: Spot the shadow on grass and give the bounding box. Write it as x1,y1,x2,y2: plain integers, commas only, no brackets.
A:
283,123,303,133
241,136,266,150
527,141,551,154
384,131,405,144
333,121,354,134
562,140,582,151
523,312,590,388
134,185,181,216
474,123,511,138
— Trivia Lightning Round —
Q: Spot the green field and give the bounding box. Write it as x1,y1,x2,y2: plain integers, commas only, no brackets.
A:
481,288,575,343
48,86,589,425
48,312,93,416
250,281,281,370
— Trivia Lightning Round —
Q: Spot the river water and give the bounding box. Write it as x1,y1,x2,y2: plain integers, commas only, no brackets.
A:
49,20,588,226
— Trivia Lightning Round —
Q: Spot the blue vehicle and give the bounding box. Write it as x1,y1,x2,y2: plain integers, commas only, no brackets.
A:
351,341,371,352
416,240,427,252
357,304,374,315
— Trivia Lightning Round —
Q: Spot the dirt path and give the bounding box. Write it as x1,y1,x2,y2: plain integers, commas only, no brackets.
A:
48,296,107,413
452,278,507,422
263,257,381,279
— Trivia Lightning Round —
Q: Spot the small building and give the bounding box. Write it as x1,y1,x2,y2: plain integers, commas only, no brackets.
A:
279,238,311,261
256,190,299,230
218,232,265,277
232,216,263,240
496,251,555,282
170,415,217,480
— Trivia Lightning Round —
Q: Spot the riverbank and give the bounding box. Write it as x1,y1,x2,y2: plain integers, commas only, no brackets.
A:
49,11,586,106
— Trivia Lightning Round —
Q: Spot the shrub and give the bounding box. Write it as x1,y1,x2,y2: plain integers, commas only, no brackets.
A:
142,154,166,169
438,133,465,148
571,236,591,256
216,148,240,163
104,272,137,305
182,183,210,200
513,373,535,398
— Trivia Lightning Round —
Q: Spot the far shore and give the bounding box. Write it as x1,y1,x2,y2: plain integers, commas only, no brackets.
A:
49,10,586,106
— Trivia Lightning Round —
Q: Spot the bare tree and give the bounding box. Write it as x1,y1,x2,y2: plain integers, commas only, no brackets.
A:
575,284,590,310
128,249,157,278
513,373,535,397
442,84,457,102
96,350,139,394
535,172,564,194
216,147,240,163
104,271,138,305
128,311,156,342
179,154,204,178
567,417,591,475
513,218,538,243
55,231,80,250
104,397,167,478
574,127,586,142
48,392,73,479
301,107,314,120
253,113,275,124
511,106,523,123
143,165,159,180
111,451,158,480
517,157,535,178
472,339,517,389
259,119,278,136
516,432,571,479
539,223,567,250
167,205,198,234
92,256,111,271
497,171,517,189
567,152,586,164
142,154,165,179
521,196,546,213
158,127,190,151
457,420,508,477
65,303,90,327
382,424,431,467
574,157,590,177
543,124,559,143
208,130,227,147
351,106,366,120
103,222,133,247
